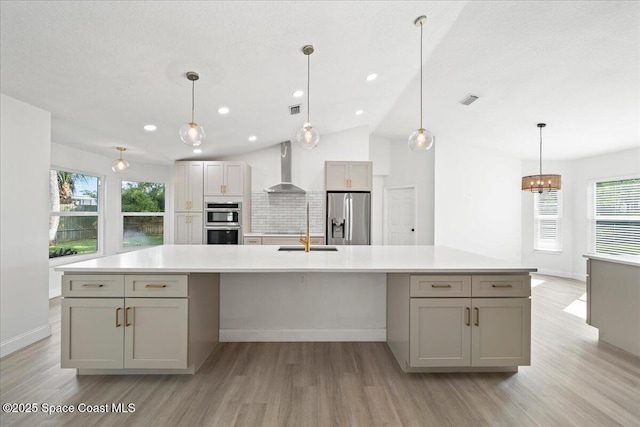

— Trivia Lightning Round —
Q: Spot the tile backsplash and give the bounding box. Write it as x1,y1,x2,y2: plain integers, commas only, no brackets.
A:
251,192,324,233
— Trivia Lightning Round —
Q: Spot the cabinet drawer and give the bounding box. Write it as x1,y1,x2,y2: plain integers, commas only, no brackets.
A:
243,237,262,245
472,275,531,297
63,275,124,297
410,275,471,297
125,275,188,297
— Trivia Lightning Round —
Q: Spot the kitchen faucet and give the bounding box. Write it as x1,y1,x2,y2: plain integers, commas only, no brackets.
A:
299,202,311,252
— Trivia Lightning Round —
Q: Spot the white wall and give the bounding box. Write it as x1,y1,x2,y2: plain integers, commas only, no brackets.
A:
48,143,172,297
520,148,640,280
571,148,640,278
384,140,435,245
521,160,575,278
369,136,391,245
220,125,370,192
1,94,52,357
435,141,522,262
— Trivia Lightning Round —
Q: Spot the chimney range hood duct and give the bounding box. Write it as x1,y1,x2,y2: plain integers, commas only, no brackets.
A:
264,141,306,194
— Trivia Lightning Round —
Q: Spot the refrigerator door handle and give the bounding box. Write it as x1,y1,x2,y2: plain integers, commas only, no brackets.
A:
347,194,353,243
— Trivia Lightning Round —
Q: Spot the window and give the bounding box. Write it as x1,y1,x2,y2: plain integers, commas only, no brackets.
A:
534,190,562,251
589,177,640,255
49,170,101,258
121,181,165,249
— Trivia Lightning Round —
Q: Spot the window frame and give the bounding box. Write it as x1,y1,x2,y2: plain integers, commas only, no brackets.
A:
119,178,167,252
49,167,104,266
588,175,640,256
533,189,563,253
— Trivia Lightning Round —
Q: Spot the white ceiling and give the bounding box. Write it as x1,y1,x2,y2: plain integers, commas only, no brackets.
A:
1,1,638,165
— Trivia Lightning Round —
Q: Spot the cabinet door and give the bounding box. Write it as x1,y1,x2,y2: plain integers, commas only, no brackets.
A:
174,213,190,244
410,298,471,367
123,298,188,369
325,162,349,191
174,161,190,211
348,162,372,191
188,162,204,211
471,298,531,367
204,162,224,196
175,161,203,211
224,163,244,196
189,212,203,244
61,298,124,369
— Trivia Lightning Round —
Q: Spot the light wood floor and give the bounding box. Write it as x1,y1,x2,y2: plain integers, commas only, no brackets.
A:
1,275,639,426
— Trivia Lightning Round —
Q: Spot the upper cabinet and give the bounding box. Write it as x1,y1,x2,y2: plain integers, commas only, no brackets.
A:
174,161,204,212
204,162,245,197
325,161,372,191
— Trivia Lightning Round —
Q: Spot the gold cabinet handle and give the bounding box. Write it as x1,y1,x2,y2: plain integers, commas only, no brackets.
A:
116,308,122,327
81,284,104,288
492,284,513,288
474,307,479,326
184,201,189,210
145,284,167,288
466,307,470,326
125,307,132,326
431,284,452,288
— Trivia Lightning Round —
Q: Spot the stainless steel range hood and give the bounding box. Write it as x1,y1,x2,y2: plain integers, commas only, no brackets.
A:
264,141,306,194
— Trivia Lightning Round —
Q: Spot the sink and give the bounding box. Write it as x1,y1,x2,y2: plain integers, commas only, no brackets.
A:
278,246,338,252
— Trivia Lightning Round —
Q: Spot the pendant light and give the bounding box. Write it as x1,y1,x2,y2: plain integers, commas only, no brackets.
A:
112,147,129,173
296,45,320,150
408,15,435,152
521,123,561,193
179,71,206,146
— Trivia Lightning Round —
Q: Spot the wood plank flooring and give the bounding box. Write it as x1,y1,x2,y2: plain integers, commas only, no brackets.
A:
1,274,639,426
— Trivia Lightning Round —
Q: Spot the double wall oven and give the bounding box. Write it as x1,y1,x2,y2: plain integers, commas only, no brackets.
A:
204,202,242,245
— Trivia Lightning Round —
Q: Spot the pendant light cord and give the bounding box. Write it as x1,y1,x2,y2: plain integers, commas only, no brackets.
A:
307,53,311,125
420,22,423,130
539,125,543,177
191,79,195,124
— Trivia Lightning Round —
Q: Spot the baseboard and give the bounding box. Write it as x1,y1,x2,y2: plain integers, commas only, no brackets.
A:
1,323,52,358
219,328,387,342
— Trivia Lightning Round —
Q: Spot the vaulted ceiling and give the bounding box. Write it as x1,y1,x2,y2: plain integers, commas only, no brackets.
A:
1,1,638,165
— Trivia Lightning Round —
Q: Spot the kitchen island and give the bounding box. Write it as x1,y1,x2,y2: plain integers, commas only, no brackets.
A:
57,245,535,374
585,253,640,357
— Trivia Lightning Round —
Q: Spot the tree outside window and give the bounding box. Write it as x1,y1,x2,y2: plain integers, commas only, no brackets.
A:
121,181,165,248
49,170,100,258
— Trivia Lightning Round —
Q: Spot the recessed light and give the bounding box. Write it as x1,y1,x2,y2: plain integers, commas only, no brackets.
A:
293,90,304,98
193,149,202,154
248,135,257,142
143,124,157,132
355,109,364,116
217,107,230,115
366,73,377,82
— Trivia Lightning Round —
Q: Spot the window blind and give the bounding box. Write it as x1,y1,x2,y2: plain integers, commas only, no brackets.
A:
589,177,640,255
534,190,562,251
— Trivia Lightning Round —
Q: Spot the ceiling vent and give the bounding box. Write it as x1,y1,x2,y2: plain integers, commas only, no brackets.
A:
289,104,301,115
459,94,479,106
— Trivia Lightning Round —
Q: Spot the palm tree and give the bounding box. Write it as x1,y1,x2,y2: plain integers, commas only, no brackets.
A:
48,171,88,244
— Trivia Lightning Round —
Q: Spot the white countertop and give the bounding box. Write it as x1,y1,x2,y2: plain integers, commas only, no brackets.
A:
584,253,640,267
56,245,536,274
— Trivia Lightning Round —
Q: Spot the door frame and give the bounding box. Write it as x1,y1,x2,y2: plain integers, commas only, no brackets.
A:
383,185,418,245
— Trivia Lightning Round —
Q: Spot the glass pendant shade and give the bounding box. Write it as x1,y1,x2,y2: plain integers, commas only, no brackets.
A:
179,122,206,146
296,124,320,150
408,128,435,152
111,147,129,173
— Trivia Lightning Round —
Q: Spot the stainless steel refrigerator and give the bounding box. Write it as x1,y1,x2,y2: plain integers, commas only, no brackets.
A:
326,192,371,245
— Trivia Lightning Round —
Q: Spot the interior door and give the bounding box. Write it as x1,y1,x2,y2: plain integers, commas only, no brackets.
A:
384,187,416,245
